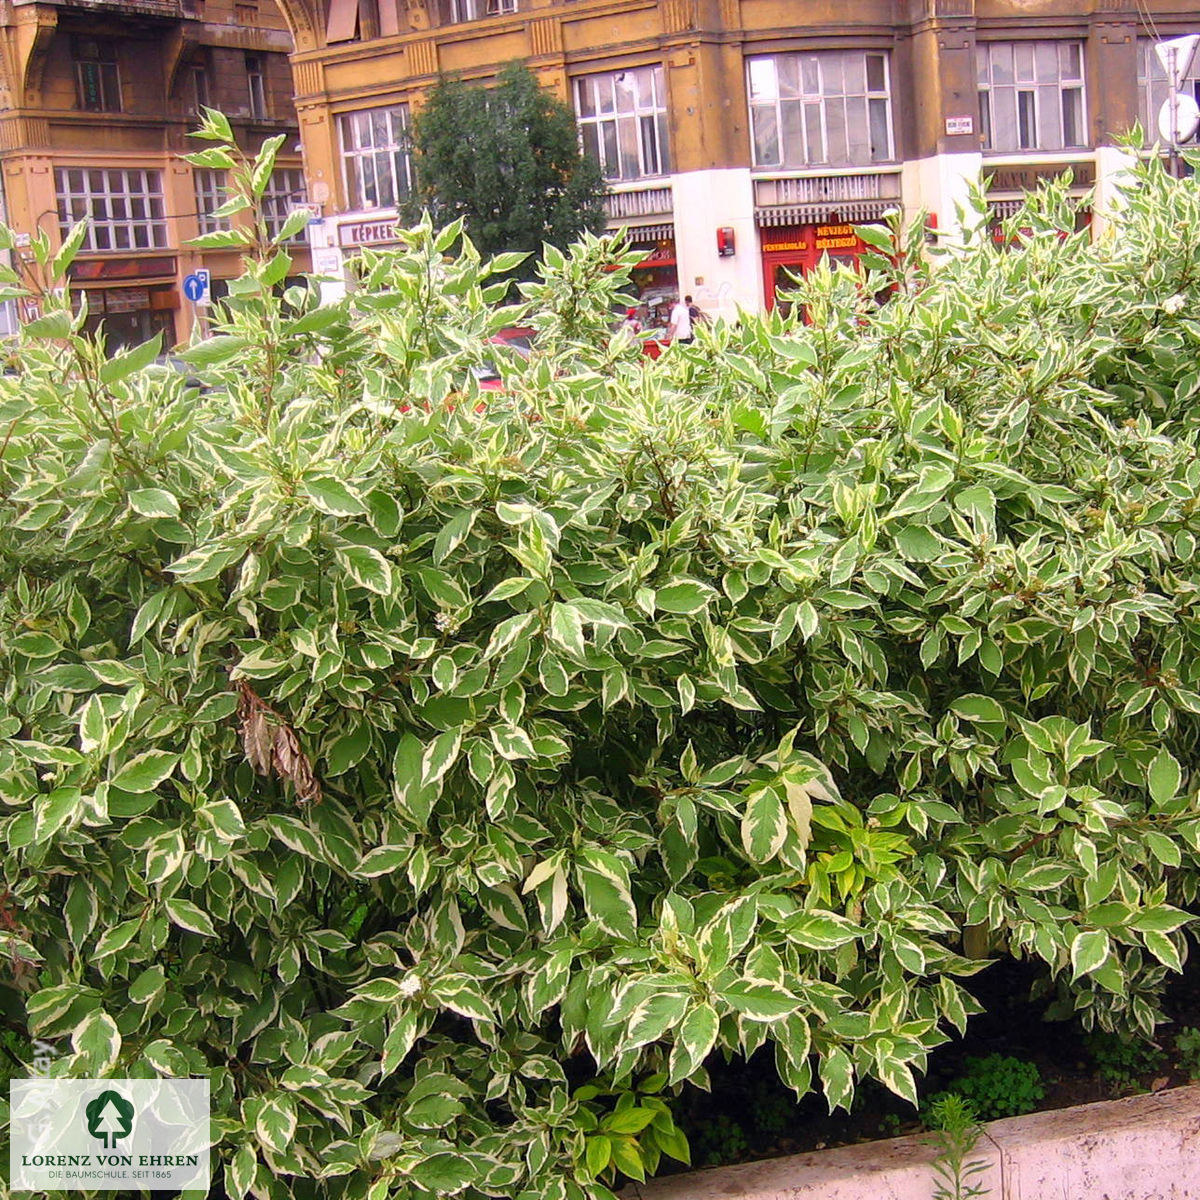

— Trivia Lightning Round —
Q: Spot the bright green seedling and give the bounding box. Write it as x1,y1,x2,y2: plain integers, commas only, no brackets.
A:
927,1094,990,1200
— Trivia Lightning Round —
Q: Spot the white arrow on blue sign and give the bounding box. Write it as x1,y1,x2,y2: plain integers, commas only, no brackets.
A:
182,269,211,306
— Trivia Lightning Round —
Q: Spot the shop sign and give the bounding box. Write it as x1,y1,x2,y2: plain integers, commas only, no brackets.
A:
632,238,675,266
988,162,1095,192
760,228,808,253
104,288,151,314
814,224,861,251
338,218,398,248
68,257,177,282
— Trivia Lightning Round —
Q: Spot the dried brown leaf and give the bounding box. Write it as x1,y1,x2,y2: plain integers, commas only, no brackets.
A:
236,680,322,803
241,709,273,776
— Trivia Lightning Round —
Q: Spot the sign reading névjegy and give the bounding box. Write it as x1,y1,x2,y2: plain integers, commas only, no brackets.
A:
10,1079,209,1192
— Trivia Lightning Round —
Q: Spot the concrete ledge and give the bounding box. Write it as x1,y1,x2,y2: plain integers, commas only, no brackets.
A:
625,1085,1200,1200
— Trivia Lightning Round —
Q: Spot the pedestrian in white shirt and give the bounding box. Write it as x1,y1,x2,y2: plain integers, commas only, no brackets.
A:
666,294,693,344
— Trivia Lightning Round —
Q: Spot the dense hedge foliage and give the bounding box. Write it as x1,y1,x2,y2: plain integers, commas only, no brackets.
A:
2,124,1200,1200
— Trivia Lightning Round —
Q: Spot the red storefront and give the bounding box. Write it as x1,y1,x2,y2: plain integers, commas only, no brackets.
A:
626,224,677,328
759,222,873,313
67,255,179,349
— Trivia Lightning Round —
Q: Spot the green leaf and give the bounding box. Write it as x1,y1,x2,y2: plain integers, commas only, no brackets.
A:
876,1055,918,1107
178,334,249,365
166,542,245,582
197,798,245,841
1147,748,1182,805
93,918,142,960
100,333,163,385
302,475,368,516
549,601,586,660
785,911,863,950
381,1010,421,1078
110,750,179,793
335,543,392,594
326,725,373,776
720,980,800,1021
34,787,84,842
819,1045,855,1112
24,310,73,339
585,1135,612,1179
188,228,254,250
575,847,637,941
1070,929,1110,979
253,1092,297,1154
128,965,166,1006
669,1002,720,1083
949,694,1006,724
358,845,411,878
72,1009,121,1074
422,727,463,785
163,898,218,938
411,1152,477,1194
741,786,787,863
656,580,716,615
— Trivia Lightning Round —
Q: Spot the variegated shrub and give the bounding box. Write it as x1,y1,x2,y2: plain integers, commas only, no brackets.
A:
0,121,1198,1200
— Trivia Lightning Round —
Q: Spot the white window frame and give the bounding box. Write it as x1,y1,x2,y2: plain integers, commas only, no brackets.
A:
746,50,894,169
193,169,229,234
977,41,1087,153
189,61,210,116
263,168,307,243
574,65,670,182
338,105,413,211
1138,38,1200,146
55,168,168,253
246,54,266,119
450,0,514,19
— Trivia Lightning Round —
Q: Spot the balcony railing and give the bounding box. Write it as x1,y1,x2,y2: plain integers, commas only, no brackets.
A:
754,171,902,225
603,185,674,222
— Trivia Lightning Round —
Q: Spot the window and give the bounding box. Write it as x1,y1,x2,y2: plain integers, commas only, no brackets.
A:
977,41,1087,152
450,0,514,19
1139,39,1200,146
55,168,168,253
246,54,266,119
747,51,893,168
574,66,669,182
193,168,229,234
73,39,121,113
189,60,210,115
263,168,307,242
339,105,412,210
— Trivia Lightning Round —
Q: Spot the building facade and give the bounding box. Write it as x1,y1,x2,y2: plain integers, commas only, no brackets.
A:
279,0,1200,318
0,0,307,346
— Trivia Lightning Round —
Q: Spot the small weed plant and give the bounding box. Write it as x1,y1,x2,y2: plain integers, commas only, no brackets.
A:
927,1094,990,1200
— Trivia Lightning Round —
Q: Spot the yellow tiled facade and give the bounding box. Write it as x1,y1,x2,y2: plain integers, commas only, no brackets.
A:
0,0,308,345
276,0,1200,317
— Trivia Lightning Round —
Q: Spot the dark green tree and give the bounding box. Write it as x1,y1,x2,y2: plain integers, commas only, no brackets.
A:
408,61,607,261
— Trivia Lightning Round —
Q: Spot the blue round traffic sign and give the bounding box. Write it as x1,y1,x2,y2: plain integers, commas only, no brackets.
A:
182,273,208,302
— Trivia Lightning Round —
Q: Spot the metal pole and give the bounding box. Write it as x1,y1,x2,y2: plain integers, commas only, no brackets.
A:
1169,47,1181,179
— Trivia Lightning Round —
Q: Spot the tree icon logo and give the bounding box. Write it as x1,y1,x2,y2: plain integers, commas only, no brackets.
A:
85,1089,135,1149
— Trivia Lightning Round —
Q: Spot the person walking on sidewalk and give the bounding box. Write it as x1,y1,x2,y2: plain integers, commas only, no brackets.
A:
667,294,693,345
